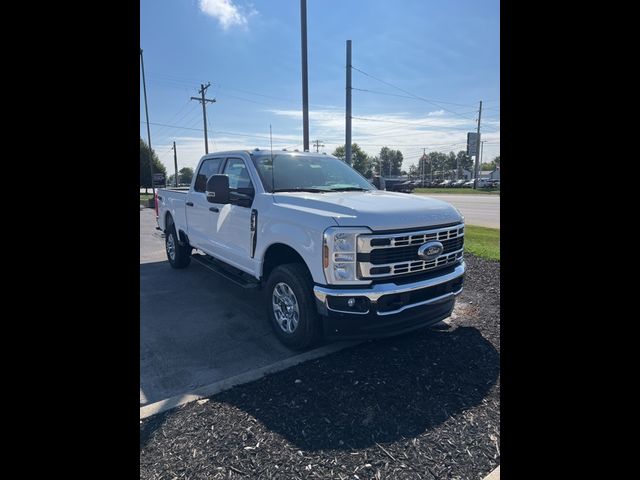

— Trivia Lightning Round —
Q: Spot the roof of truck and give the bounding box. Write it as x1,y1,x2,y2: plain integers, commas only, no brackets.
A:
199,149,335,161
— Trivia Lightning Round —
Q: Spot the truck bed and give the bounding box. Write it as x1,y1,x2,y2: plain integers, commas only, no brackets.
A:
157,188,189,231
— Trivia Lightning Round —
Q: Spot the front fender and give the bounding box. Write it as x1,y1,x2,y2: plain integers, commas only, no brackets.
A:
256,203,338,284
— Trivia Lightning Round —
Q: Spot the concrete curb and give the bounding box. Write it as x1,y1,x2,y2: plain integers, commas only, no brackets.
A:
140,340,361,419
483,465,500,480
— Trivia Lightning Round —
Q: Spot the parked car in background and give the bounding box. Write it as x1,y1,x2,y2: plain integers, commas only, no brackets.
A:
384,179,415,193
439,180,454,188
452,179,467,188
463,178,490,188
414,179,435,188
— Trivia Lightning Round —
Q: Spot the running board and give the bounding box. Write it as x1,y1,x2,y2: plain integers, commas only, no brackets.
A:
191,254,260,289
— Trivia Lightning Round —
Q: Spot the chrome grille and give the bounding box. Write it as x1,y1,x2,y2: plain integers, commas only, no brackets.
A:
357,223,464,279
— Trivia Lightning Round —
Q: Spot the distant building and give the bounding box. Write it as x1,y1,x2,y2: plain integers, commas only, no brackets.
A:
479,167,500,180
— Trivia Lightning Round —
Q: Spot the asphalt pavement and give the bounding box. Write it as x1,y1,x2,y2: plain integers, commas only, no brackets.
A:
140,207,305,406
416,193,500,229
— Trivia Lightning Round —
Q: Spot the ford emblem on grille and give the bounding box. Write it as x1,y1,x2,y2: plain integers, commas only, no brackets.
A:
418,241,444,260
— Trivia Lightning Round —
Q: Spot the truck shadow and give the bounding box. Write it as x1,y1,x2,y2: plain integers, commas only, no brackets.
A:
214,325,499,451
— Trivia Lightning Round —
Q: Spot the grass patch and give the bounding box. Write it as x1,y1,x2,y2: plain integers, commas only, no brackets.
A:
464,225,500,261
140,193,153,202
414,188,499,195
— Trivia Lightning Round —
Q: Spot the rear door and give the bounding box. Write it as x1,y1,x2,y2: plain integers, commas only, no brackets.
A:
185,157,223,249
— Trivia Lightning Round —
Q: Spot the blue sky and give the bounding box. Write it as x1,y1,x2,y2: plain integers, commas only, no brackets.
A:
140,0,499,173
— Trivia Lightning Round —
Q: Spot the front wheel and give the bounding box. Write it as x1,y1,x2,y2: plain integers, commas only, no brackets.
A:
265,263,321,350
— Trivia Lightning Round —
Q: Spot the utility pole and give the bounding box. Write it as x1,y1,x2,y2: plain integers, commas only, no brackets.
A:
313,139,324,152
300,0,310,152
172,141,178,187
190,83,216,154
140,48,155,198
473,100,483,189
345,40,352,165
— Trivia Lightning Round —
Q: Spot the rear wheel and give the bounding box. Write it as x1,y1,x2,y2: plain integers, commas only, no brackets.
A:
165,221,191,269
266,263,321,350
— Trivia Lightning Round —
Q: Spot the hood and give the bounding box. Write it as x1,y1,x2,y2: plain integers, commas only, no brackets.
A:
272,190,463,231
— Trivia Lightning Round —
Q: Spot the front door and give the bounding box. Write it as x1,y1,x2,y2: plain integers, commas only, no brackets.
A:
209,157,256,273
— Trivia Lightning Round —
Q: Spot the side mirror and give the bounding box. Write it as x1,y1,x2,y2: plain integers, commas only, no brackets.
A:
206,174,230,204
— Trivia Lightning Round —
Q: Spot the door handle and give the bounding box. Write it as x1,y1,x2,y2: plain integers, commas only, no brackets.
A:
186,202,194,207
209,207,219,212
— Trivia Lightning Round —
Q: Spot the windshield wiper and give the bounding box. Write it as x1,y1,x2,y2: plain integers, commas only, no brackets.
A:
272,188,330,193
328,187,370,192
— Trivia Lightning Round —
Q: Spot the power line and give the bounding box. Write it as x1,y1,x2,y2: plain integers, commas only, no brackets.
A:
351,66,478,121
352,87,476,108
149,101,199,142
352,116,478,130
139,121,300,143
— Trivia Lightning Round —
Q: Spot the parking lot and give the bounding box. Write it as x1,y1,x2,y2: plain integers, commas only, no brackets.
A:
141,207,323,407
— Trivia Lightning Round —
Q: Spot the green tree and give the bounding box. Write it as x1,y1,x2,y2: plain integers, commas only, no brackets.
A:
447,151,457,171
426,151,448,179
140,138,167,193
179,167,194,185
332,144,346,161
456,151,473,171
331,143,370,174
481,156,500,171
379,147,403,176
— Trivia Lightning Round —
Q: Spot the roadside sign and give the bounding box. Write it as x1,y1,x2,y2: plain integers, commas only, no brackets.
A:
467,132,479,157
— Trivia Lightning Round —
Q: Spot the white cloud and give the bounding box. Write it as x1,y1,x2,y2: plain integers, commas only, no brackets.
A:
198,0,255,30
427,110,445,116
149,108,499,173
266,108,500,166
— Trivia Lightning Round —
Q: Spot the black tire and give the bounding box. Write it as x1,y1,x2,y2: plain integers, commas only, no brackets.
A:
265,263,321,350
165,221,191,269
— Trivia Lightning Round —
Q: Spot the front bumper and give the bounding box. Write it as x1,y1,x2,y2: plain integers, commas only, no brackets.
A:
313,262,465,339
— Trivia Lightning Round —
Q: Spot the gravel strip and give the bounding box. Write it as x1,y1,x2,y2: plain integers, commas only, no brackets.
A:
140,254,500,479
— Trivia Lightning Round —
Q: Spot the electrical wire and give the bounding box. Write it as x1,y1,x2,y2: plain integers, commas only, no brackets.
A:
352,87,476,108
352,66,478,121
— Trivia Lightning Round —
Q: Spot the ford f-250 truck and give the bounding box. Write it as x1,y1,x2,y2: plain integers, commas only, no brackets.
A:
157,149,465,350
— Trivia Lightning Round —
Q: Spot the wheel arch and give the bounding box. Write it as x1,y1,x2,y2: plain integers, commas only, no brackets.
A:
261,243,311,282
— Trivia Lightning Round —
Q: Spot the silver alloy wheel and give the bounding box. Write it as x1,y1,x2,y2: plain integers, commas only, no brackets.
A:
272,282,300,334
166,233,176,261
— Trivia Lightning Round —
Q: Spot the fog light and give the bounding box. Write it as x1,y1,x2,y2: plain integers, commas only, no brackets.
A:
347,298,356,308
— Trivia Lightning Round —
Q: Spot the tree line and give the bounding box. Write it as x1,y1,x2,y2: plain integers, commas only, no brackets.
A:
332,144,404,177
140,138,193,190
332,143,499,179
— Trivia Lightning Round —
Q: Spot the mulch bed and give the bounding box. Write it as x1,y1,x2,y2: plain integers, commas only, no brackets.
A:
140,254,500,479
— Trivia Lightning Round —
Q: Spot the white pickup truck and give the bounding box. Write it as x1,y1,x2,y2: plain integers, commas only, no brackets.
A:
157,149,465,349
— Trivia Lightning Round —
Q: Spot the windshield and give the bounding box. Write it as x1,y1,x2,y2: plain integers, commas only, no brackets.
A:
252,154,375,193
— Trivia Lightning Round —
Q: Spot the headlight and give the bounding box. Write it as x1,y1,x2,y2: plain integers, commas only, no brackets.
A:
323,227,371,285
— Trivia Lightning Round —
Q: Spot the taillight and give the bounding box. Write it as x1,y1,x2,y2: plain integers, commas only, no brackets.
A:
154,192,159,217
